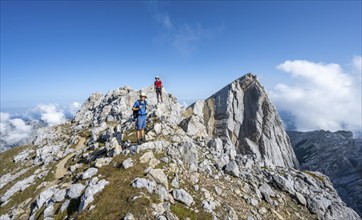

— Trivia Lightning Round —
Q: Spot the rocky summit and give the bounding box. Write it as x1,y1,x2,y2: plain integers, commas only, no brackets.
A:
0,73,360,220
288,130,362,217
179,73,299,169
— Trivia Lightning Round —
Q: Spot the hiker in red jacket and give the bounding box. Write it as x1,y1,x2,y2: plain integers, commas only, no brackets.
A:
154,76,163,103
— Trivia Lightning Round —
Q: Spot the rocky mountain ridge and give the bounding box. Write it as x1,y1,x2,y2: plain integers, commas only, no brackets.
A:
288,130,362,217
0,73,360,220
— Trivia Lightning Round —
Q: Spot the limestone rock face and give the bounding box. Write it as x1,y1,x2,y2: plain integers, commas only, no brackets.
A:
288,130,362,217
180,73,299,168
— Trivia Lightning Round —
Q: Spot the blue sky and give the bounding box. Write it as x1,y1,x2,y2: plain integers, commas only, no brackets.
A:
1,0,361,113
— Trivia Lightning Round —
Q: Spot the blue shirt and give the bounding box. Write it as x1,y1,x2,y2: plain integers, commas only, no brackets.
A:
133,100,147,116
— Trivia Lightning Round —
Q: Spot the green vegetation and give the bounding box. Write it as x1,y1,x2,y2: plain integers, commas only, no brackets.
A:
79,129,91,139
77,154,160,219
303,170,325,183
171,203,198,219
167,173,212,220
34,205,47,220
122,128,138,143
0,145,33,177
0,165,56,216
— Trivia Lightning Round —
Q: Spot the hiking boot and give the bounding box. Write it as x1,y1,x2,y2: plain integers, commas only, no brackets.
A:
137,139,142,145
141,137,146,142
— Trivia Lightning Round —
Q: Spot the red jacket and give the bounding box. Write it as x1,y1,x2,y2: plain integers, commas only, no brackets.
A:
154,80,162,89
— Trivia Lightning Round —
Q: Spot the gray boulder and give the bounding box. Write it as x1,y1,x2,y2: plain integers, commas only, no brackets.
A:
131,178,156,193
36,187,58,209
258,183,275,205
202,200,217,213
122,158,134,169
66,183,85,199
43,202,54,218
147,169,168,189
179,142,199,170
79,178,109,212
82,167,98,180
1,174,36,203
33,145,61,166
172,189,194,206
0,168,30,189
224,160,240,177
123,213,135,220
208,138,223,155
52,189,67,203
0,214,10,220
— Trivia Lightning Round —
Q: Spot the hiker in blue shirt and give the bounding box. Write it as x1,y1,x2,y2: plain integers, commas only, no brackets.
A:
132,92,148,145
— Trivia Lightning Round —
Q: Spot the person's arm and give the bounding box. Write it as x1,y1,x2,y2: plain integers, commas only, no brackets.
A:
132,101,139,111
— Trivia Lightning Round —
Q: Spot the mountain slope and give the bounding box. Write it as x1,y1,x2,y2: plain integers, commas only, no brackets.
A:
0,74,360,220
288,130,362,217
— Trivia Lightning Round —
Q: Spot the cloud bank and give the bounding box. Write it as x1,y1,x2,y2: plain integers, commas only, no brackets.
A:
0,112,33,148
270,56,362,135
0,102,81,151
35,104,67,126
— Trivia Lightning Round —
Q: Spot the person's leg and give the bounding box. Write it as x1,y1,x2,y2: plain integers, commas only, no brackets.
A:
136,118,142,144
141,129,145,141
156,89,161,102
137,130,141,140
141,116,147,141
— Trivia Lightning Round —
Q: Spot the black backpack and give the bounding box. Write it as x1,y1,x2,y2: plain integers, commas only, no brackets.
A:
133,100,147,119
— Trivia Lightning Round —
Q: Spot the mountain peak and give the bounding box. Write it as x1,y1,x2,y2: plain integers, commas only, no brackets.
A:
180,73,299,168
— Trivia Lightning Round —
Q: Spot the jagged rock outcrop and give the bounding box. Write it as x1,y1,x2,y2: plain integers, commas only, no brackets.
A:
74,86,183,128
288,130,362,217
180,73,299,168
0,74,360,220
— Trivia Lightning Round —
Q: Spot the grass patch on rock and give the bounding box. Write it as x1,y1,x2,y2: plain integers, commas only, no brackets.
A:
303,170,325,183
0,145,33,177
122,128,138,143
0,165,56,216
77,154,160,219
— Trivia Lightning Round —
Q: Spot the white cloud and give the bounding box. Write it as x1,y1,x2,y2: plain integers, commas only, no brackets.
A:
1,102,82,151
0,112,33,147
270,57,362,134
352,55,362,72
35,103,67,126
150,1,223,55
0,112,10,121
67,102,81,116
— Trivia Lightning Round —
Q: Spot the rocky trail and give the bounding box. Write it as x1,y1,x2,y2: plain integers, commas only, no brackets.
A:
54,137,86,180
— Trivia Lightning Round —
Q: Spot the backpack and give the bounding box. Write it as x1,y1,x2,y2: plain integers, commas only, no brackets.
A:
133,100,147,119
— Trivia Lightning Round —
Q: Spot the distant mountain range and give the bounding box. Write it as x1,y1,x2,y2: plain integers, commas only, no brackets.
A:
288,130,362,217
